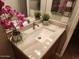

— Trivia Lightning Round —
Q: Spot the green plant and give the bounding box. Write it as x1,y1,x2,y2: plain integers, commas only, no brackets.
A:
12,29,20,36
42,13,50,21
12,29,22,43
34,11,41,19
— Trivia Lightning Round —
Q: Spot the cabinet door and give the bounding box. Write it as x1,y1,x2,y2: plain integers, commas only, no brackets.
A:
0,28,15,59
11,44,29,59
42,36,60,59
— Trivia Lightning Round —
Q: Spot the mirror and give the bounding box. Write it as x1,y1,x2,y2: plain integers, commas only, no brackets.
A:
43,0,77,23
27,0,41,16
51,0,76,17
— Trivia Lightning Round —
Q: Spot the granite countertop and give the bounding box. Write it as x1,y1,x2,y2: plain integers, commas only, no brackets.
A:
10,20,66,59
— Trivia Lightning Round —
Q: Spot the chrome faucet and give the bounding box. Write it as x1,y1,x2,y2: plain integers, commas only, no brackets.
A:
33,21,39,29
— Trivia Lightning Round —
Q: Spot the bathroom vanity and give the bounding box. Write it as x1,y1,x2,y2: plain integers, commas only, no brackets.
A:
1,0,77,58
9,17,68,59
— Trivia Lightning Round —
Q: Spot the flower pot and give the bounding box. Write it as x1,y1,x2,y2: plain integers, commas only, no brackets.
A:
12,34,22,43
35,17,40,20
11,30,22,43
34,11,41,20
43,21,49,25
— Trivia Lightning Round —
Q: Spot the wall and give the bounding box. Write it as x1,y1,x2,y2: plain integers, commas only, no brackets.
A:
5,0,27,16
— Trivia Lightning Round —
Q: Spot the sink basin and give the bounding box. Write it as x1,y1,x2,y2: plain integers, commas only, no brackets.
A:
16,21,65,52
17,27,55,50
25,27,54,43
34,28,54,43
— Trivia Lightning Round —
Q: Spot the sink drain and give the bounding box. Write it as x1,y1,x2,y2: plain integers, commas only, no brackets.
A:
38,37,41,39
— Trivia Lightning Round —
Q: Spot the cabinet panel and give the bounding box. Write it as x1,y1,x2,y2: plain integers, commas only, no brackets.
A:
0,28,15,59
11,43,29,59
42,36,61,59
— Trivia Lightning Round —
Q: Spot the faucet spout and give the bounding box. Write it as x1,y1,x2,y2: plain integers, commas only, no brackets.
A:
33,21,39,30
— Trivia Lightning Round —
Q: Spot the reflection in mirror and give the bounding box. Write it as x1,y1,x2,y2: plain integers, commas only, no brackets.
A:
27,0,41,16
43,0,77,24
18,0,27,16
29,0,40,10
51,0,76,17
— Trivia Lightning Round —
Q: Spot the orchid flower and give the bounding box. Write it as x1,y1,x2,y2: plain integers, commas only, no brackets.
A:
0,0,4,15
3,5,25,27
0,19,14,29
0,1,26,29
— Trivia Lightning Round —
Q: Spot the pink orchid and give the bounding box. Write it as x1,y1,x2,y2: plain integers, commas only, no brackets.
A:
0,19,14,29
3,5,15,15
59,0,68,12
0,0,4,15
15,12,25,22
0,1,26,29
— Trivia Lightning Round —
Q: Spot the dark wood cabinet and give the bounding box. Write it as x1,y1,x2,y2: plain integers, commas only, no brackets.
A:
42,36,61,59
11,43,29,59
0,27,15,59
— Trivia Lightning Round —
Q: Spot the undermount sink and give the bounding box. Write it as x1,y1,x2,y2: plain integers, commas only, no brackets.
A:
25,27,55,43
17,26,55,50
34,27,54,43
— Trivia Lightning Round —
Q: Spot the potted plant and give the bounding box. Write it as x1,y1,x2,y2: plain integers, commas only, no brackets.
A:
0,1,26,43
42,13,50,25
34,11,41,20
11,29,22,43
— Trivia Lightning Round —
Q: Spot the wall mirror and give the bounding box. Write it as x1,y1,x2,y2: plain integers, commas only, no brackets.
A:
26,0,76,22
43,0,77,23
5,0,77,23
50,0,76,17
27,0,41,16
